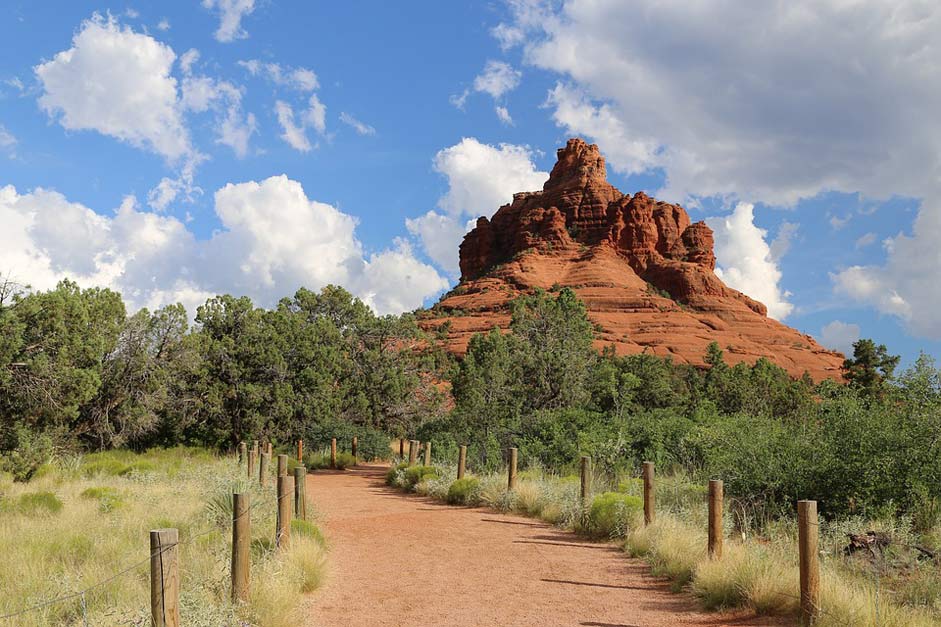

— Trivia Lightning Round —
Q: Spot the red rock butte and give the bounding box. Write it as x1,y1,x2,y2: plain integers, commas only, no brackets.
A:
422,138,844,381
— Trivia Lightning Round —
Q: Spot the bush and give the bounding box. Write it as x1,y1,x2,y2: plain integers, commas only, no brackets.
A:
291,519,326,547
0,428,55,482
587,492,642,539
3,491,64,516
80,458,128,477
404,465,438,488
447,478,480,505
80,486,124,512
385,462,408,485
305,451,357,471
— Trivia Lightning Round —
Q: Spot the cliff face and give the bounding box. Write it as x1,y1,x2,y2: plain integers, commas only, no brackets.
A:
429,139,844,381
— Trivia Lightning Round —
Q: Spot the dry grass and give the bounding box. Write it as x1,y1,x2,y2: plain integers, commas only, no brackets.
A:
387,460,941,626
0,447,325,626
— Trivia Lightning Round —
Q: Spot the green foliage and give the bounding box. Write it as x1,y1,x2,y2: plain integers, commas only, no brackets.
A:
447,478,480,505
290,519,325,547
2,491,64,516
80,458,129,477
586,492,643,539
385,462,409,485
0,427,55,482
403,465,438,487
80,486,124,512
843,338,901,397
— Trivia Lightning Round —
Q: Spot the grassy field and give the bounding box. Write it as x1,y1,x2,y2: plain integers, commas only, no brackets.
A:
0,447,325,627
387,460,941,627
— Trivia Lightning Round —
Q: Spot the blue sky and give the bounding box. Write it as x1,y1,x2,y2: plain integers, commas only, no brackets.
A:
2,1,941,367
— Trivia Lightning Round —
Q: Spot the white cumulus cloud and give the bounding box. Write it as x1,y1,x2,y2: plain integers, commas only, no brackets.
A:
202,0,256,43
0,178,448,315
501,0,941,336
35,14,193,163
708,203,793,320
407,138,548,275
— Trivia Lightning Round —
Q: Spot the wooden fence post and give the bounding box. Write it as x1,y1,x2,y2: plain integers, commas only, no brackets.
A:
259,452,270,487
277,475,294,549
580,456,592,505
231,493,250,602
297,439,303,463
798,500,820,625
508,447,518,490
642,461,655,525
423,441,432,466
330,438,337,468
238,441,247,466
708,480,723,559
399,438,405,458
266,441,273,456
351,436,358,464
252,440,259,457
246,447,255,479
408,440,418,466
457,445,467,480
150,528,180,627
293,466,307,520
277,454,288,477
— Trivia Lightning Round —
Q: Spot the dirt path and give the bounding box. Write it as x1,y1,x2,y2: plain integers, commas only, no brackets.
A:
305,464,791,627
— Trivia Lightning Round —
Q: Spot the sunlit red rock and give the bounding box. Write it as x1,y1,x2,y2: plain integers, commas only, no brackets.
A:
430,139,843,381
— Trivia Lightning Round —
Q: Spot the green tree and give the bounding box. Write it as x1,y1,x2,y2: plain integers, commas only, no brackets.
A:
842,338,900,397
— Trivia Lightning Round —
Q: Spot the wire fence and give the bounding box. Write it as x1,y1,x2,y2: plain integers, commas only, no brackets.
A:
0,460,281,624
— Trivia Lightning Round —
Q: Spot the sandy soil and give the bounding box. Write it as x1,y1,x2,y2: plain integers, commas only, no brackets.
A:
305,464,793,627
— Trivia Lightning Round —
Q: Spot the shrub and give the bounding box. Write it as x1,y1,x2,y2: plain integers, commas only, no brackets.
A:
334,452,356,470
587,492,642,539
7,491,64,516
447,478,480,505
80,459,128,477
385,462,408,485
0,427,56,482
119,460,157,476
291,519,326,547
404,465,438,488
305,451,357,471
80,486,124,512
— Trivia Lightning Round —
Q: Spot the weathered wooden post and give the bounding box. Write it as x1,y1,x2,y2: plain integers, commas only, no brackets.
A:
798,500,820,625
351,436,358,464
277,475,294,549
259,452,270,487
277,454,288,477
231,493,250,602
252,440,259,457
399,438,405,458
642,461,655,525
297,439,303,463
330,438,337,468
580,456,592,505
238,441,247,466
708,480,723,558
150,528,180,627
408,440,418,466
266,441,273,456
507,447,518,490
423,441,432,466
293,466,307,520
246,447,255,479
457,445,467,480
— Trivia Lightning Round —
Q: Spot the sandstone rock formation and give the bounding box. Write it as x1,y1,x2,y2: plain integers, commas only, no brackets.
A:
423,138,844,381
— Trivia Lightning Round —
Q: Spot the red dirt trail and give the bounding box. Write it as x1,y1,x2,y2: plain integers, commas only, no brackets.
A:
305,464,793,627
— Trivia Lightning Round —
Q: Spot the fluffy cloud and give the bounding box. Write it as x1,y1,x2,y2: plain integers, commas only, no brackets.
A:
35,14,193,163
819,320,860,356
0,178,448,315
202,0,256,43
501,0,941,336
473,60,521,99
407,138,548,274
707,203,793,320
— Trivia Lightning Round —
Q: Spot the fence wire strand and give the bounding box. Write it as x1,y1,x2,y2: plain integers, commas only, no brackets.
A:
0,470,279,622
